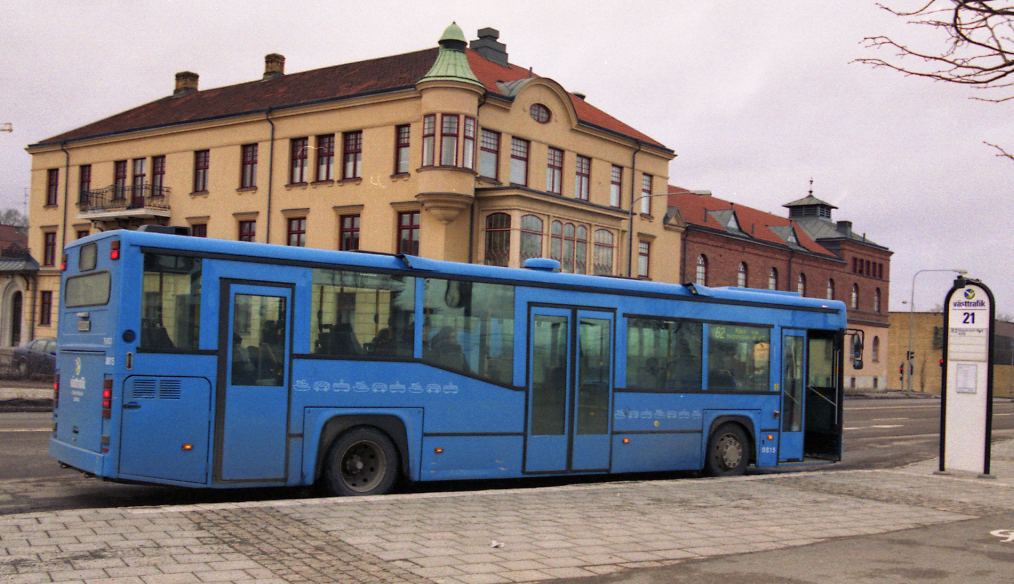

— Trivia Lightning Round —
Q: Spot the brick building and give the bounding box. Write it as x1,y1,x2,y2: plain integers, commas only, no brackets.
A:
668,186,892,390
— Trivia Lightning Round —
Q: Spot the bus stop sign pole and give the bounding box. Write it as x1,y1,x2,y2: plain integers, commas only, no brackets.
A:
939,276,996,477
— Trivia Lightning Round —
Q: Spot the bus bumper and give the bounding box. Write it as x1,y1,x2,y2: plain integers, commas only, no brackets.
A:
49,438,105,476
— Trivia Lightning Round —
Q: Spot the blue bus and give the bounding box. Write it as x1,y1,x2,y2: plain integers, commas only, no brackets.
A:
50,229,853,495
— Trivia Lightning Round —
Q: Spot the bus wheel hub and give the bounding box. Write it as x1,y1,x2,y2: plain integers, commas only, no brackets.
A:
718,435,742,468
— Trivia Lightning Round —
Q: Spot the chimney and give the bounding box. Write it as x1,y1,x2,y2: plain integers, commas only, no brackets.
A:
470,27,508,65
836,220,852,236
174,71,199,97
263,53,285,80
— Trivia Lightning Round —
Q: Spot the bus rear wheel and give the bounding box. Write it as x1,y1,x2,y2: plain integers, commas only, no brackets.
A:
705,423,749,476
323,427,399,496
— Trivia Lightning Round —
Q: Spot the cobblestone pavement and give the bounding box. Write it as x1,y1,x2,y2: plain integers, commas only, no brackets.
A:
2,441,1012,584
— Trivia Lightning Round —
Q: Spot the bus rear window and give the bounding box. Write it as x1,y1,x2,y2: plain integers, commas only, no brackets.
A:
65,272,111,307
79,243,97,271
141,254,201,350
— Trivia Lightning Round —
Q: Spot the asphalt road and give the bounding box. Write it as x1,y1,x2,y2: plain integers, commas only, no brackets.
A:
1,398,1012,515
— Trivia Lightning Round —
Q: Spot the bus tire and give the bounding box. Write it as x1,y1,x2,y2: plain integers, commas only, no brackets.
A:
705,423,749,477
323,427,399,496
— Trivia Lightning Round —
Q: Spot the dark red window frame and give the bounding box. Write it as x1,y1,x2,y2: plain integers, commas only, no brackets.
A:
46,169,59,206
422,115,436,167
42,232,56,266
316,134,335,181
78,164,91,205
575,155,591,200
113,160,127,199
463,117,476,170
339,214,360,251
510,137,529,186
610,165,622,207
190,224,207,238
640,174,652,214
397,211,420,255
394,125,410,174
240,144,258,188
287,217,306,247
238,220,256,242
479,129,500,179
39,291,52,326
151,155,166,193
290,137,308,184
440,114,459,166
546,147,563,194
342,131,362,179
193,150,210,192
637,240,650,278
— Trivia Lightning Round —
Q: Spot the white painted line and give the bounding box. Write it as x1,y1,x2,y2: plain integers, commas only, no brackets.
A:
0,428,51,433
872,417,910,421
870,424,904,429
849,405,939,411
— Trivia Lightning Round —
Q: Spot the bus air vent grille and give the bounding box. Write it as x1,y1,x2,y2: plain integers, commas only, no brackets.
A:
131,380,157,399
158,379,182,400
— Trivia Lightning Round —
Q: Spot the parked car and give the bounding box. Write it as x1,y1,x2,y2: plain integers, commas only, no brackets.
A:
12,338,56,378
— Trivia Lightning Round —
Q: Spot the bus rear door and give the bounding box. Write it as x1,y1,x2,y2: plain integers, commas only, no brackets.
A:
214,282,293,483
779,329,807,462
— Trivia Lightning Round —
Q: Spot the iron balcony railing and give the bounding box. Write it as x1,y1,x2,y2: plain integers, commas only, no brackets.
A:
80,183,171,213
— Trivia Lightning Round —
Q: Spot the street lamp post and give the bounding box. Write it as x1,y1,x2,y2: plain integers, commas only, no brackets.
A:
906,268,966,391
626,191,672,277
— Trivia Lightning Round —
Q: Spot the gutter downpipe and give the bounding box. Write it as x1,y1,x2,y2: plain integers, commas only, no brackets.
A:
469,93,487,264
679,226,689,283
60,141,70,261
265,108,276,244
626,141,643,277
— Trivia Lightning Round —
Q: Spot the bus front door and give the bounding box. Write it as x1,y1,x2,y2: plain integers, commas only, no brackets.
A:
779,329,807,462
215,282,292,483
525,307,613,473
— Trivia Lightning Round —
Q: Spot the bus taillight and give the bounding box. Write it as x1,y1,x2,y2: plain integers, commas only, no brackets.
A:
60,255,67,271
53,376,60,408
101,378,113,419
110,240,121,260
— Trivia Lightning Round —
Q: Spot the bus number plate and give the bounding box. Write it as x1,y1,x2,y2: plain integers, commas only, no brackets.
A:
78,320,91,332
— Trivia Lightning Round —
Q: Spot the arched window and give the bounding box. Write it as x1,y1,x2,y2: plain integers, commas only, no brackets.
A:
768,267,778,290
874,288,882,314
827,278,835,300
593,229,615,275
851,284,859,309
797,273,806,296
696,255,708,285
575,226,588,274
484,213,511,267
550,220,563,264
562,223,575,273
520,215,543,262
737,262,748,287
872,336,881,363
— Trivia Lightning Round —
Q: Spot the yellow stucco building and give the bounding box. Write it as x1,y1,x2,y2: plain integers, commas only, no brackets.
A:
26,24,680,334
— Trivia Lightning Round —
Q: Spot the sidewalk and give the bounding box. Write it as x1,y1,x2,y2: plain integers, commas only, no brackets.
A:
2,442,1012,584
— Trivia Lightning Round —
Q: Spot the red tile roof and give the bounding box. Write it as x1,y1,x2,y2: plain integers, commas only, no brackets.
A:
667,185,837,258
36,48,667,150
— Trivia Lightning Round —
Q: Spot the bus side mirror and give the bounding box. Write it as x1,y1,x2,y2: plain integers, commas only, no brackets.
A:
850,332,864,370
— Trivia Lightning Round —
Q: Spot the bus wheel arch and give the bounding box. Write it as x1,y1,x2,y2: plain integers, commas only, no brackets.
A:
316,415,409,492
704,417,755,476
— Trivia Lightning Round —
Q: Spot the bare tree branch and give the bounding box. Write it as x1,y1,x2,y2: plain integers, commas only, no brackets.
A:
856,1,1013,159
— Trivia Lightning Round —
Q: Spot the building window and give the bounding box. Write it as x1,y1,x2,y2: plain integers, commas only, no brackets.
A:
530,103,551,123
238,220,256,242
640,174,652,214
240,144,258,188
42,232,56,266
562,223,576,273
190,224,207,238
289,137,308,184
287,217,306,247
872,336,881,363
593,229,615,275
339,214,360,251
797,273,807,296
546,147,563,194
342,131,362,179
696,255,707,285
440,114,459,166
575,226,588,274
851,284,859,309
610,165,622,207
463,117,476,170
316,135,335,181
78,164,91,205
394,125,410,174
422,114,436,167
520,214,543,262
737,262,748,287
113,160,127,199
132,157,146,196
193,150,209,192
484,213,511,267
76,229,89,240
151,155,166,194
510,138,529,186
39,291,52,326
46,169,59,206
768,268,778,290
479,129,500,179
637,241,650,278
398,211,420,255
550,220,563,266
827,278,835,300
874,288,882,313
575,155,590,200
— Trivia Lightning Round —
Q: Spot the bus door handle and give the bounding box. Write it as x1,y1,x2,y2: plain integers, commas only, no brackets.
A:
772,410,780,418
123,402,142,410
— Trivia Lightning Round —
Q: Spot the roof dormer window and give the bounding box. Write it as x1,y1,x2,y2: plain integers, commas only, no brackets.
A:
530,103,551,124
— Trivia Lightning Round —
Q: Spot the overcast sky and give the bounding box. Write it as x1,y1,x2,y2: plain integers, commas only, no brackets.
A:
1,1,1010,314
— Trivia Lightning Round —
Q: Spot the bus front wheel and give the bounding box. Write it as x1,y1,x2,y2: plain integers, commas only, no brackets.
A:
323,427,399,496
705,423,749,476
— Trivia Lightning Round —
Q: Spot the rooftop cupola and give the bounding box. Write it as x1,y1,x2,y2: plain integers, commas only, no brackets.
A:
418,22,483,88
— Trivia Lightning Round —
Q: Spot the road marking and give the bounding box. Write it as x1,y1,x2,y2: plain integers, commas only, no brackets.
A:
991,529,1014,543
0,428,51,433
870,424,904,429
872,417,910,421
848,405,939,411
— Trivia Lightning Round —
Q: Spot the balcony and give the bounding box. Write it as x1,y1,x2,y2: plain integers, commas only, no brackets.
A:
78,183,171,223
